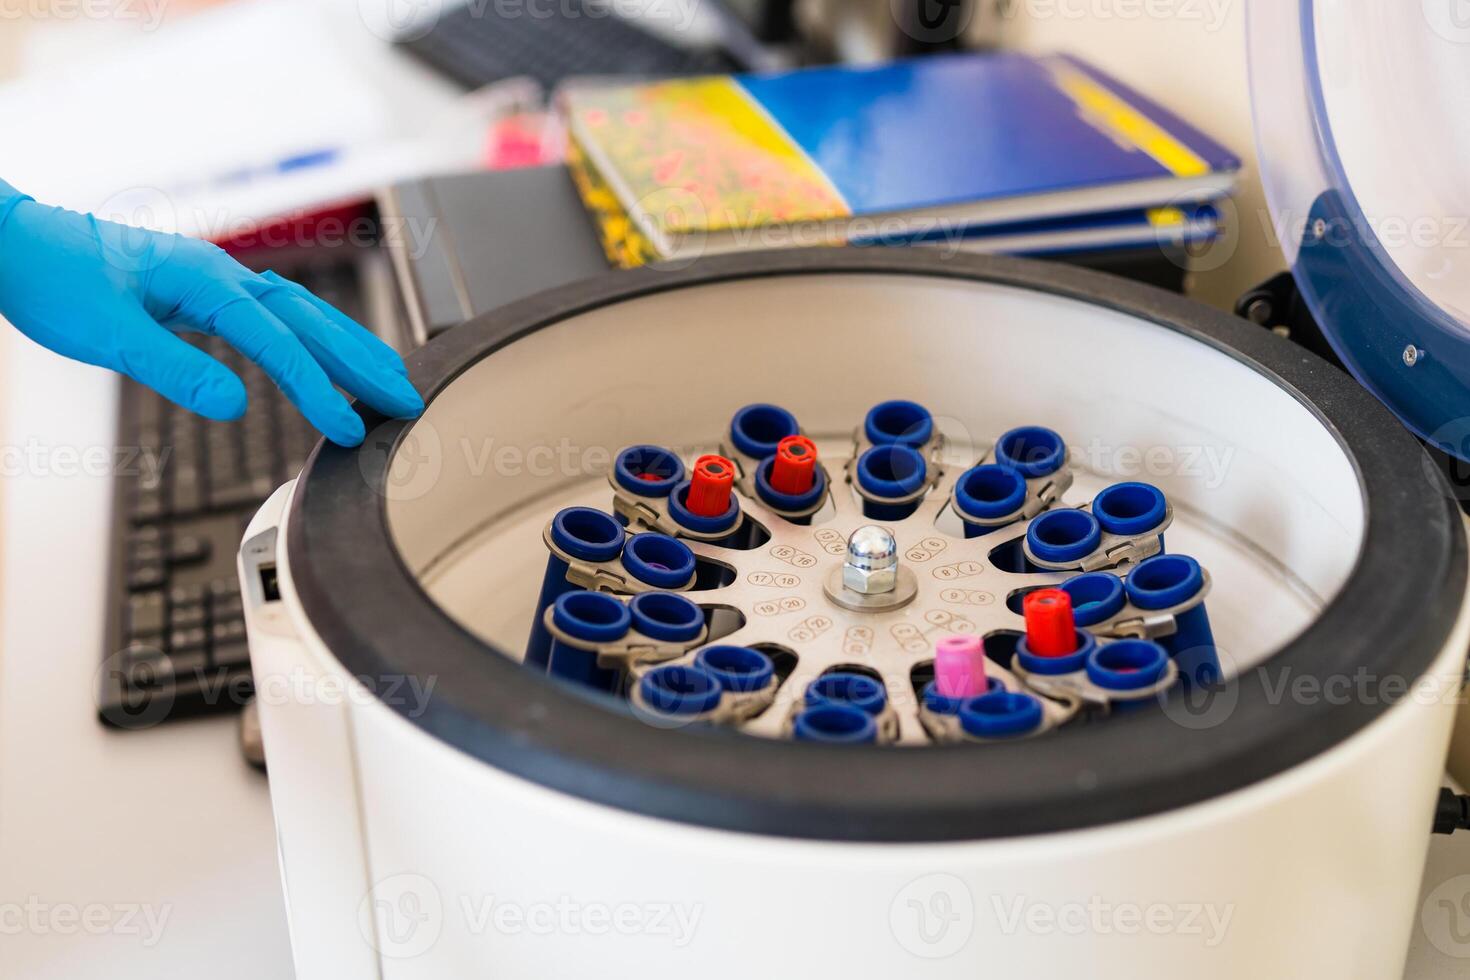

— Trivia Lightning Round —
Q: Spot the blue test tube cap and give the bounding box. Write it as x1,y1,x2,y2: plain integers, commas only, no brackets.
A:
550,591,632,644
994,426,1066,479
805,672,888,715
1059,572,1127,628
1125,555,1206,610
1092,482,1168,537
549,507,626,563
639,664,724,716
695,645,775,693
954,463,1028,523
1025,508,1102,565
856,444,928,500
922,677,1003,716
793,704,878,744
628,592,705,644
730,404,800,459
1087,639,1171,692
864,400,934,449
614,445,686,497
620,532,697,589
958,691,1044,739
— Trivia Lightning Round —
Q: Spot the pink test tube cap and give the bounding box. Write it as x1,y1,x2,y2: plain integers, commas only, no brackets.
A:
935,635,988,699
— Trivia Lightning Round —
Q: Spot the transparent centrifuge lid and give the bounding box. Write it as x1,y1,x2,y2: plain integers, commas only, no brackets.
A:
1249,0,1470,459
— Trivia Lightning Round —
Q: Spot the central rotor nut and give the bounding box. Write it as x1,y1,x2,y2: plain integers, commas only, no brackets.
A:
843,525,899,595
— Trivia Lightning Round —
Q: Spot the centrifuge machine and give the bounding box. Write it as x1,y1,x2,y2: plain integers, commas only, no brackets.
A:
240,2,1470,976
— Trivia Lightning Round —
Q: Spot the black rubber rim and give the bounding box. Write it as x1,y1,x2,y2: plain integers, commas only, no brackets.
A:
288,249,1465,842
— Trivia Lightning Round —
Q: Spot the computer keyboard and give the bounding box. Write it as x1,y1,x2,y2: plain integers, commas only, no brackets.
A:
395,0,737,91
99,259,375,728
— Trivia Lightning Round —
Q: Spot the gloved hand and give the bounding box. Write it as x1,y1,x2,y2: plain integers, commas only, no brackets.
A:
0,180,422,446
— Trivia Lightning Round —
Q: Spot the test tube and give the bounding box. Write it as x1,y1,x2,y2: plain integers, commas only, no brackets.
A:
1086,638,1172,709
864,400,934,449
613,445,686,501
855,444,928,520
958,691,1045,740
694,645,776,693
934,635,989,699
667,454,745,545
1092,482,1169,552
545,591,631,692
804,672,888,716
729,404,800,460
628,592,705,646
1125,555,1220,686
792,704,878,744
639,664,725,718
526,507,625,670
755,435,827,524
1015,588,1097,678
1059,572,1127,629
620,533,697,591
993,426,1066,479
952,463,1028,538
1024,508,1102,570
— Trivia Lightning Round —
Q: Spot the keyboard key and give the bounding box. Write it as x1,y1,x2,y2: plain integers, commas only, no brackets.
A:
169,627,208,653
169,583,207,607
213,643,252,669
210,578,240,601
171,465,203,515
211,619,247,644
169,603,207,629
127,592,166,637
128,562,167,592
125,652,173,689
167,650,209,678
168,534,211,565
212,593,245,621
131,489,164,524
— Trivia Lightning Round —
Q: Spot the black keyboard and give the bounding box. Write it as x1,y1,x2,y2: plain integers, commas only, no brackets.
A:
98,260,374,728
395,0,736,90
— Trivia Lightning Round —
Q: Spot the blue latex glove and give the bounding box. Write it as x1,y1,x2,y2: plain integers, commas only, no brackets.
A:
0,180,422,446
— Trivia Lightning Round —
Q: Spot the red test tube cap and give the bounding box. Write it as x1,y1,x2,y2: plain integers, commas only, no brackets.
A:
1023,588,1078,657
687,454,736,517
771,435,818,495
